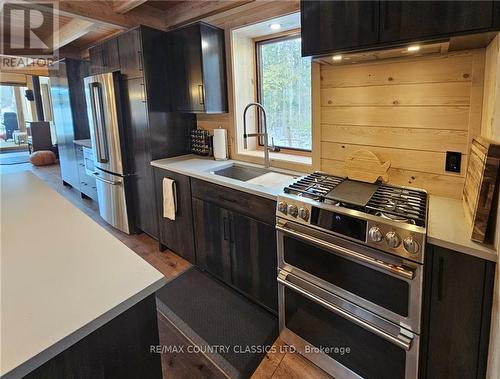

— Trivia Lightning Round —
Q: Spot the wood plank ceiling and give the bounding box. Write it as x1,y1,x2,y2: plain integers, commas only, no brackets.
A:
1,0,256,60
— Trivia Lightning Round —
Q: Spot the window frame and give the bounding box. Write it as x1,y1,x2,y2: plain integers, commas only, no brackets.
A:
255,33,312,153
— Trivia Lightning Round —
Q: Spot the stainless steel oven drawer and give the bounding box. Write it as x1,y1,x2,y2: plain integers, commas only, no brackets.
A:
278,271,419,379
276,220,423,333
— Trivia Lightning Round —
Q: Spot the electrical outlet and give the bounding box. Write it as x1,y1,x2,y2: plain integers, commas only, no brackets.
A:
445,151,462,173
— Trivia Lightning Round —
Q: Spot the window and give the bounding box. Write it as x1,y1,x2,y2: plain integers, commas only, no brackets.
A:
257,35,312,151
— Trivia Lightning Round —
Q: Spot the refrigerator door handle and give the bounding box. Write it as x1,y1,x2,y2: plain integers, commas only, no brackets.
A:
93,172,121,186
90,82,109,163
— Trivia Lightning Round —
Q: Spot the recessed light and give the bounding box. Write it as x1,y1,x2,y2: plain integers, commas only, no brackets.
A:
270,23,281,30
407,45,420,52
332,55,342,61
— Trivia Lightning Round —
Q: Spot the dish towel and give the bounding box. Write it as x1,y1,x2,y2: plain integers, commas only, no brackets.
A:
163,177,177,220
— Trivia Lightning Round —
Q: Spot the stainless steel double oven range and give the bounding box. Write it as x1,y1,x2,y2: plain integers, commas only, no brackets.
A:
276,173,428,379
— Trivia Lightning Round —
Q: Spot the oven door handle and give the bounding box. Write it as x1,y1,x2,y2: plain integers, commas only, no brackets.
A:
278,274,413,351
276,224,415,281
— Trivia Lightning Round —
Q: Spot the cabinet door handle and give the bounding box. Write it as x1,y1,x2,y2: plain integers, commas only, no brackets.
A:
138,50,143,71
219,196,237,204
198,84,204,105
229,218,233,243
437,257,444,301
140,82,146,103
223,217,229,241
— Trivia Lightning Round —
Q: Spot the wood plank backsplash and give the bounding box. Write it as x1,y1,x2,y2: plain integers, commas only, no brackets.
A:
319,50,485,199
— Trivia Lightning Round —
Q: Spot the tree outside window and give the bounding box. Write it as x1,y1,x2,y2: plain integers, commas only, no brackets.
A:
257,36,312,151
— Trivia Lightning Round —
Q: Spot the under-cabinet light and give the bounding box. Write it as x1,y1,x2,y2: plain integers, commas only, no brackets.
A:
407,45,421,52
270,23,281,30
332,55,342,61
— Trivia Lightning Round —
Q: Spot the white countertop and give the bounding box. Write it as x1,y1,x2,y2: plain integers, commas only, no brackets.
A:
0,172,167,379
427,195,498,262
152,155,498,262
151,155,302,201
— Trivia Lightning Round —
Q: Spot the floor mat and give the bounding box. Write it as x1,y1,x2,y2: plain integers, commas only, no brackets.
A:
156,267,278,379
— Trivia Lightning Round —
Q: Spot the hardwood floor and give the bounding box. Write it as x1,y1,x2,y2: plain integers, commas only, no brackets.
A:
1,162,331,379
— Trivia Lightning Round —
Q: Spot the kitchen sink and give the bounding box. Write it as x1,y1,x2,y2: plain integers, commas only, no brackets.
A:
212,163,296,188
212,164,272,181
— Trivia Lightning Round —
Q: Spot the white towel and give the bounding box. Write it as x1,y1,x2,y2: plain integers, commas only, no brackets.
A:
163,178,177,220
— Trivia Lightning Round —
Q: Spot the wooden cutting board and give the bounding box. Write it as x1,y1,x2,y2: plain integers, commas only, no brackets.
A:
345,150,391,183
463,136,500,243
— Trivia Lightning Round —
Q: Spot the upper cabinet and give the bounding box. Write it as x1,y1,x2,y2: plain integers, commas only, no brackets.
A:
167,22,228,114
301,0,500,57
117,29,144,80
379,1,495,43
301,1,379,57
89,37,120,75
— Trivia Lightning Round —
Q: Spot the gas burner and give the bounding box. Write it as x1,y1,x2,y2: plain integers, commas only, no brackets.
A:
283,172,428,228
375,211,416,225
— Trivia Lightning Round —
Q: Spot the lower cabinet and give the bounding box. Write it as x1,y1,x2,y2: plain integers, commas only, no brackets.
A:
192,198,232,282
154,168,196,264
420,245,495,379
191,180,278,313
230,211,278,313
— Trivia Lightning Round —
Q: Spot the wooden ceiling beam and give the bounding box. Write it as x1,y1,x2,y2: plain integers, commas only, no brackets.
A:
112,0,148,14
49,18,95,51
22,1,166,30
163,0,255,29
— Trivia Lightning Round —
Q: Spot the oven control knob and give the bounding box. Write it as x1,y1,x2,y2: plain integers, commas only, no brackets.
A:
288,204,298,217
298,207,309,221
368,227,383,242
385,231,401,248
403,236,420,255
278,201,288,214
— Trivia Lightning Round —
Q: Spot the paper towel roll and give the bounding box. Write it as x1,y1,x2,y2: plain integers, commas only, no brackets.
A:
213,128,228,160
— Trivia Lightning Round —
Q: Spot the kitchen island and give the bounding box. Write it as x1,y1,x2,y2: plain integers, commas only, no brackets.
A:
0,172,166,379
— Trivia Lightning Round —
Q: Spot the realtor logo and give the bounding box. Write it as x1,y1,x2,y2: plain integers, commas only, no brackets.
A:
1,1,58,67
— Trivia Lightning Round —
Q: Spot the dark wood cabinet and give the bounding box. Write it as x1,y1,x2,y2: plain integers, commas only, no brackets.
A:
89,37,120,74
116,26,196,239
168,22,228,114
193,198,233,283
192,179,278,313
379,1,495,44
301,0,500,57
420,245,495,379
117,29,143,80
230,211,278,312
301,0,379,57
154,168,196,264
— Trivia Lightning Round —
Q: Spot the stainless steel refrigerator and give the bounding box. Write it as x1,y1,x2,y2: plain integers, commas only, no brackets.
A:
84,72,130,234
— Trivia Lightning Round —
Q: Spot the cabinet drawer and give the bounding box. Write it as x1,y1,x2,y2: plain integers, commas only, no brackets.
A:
191,178,276,225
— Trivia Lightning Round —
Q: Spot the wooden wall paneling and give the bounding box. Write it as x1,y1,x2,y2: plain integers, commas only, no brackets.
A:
321,124,468,153
319,49,483,198
321,159,465,199
321,142,467,176
320,82,471,107
468,49,486,152
311,62,321,171
482,34,500,141
320,51,473,88
321,106,470,130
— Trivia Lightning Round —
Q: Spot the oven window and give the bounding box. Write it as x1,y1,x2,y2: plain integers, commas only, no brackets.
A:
285,288,406,379
284,236,410,316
